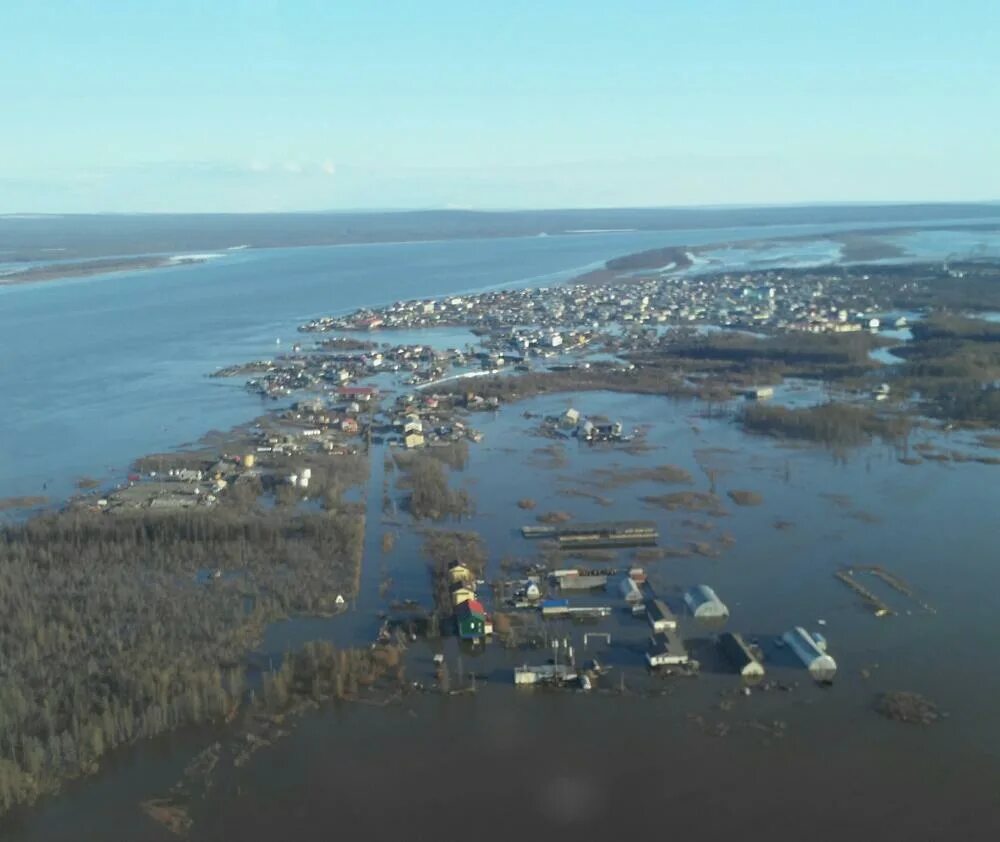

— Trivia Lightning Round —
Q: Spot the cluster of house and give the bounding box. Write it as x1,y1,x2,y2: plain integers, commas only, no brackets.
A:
501,562,837,687
482,326,596,359
280,389,377,437
247,395,374,456
786,311,906,335
96,452,258,512
269,386,489,452
292,263,896,346
234,340,473,400
371,392,485,449
447,561,493,642
545,407,629,443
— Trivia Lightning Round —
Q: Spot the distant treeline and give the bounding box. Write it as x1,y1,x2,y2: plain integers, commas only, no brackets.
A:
7,205,997,261
741,402,912,447
745,260,1000,313
909,314,1000,343
895,314,1000,423
651,331,882,375
891,263,1000,312
606,246,692,272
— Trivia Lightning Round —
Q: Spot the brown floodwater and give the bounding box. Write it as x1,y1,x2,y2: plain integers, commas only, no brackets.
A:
5,390,1000,841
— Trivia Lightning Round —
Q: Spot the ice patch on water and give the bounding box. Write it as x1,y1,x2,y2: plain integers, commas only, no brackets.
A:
168,253,226,263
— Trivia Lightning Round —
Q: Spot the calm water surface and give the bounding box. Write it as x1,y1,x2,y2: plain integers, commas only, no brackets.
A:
6,391,1000,841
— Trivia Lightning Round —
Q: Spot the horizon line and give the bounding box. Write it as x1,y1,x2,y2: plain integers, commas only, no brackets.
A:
2,198,1000,218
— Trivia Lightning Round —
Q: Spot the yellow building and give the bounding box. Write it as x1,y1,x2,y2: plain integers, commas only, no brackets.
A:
448,561,473,584
450,583,476,607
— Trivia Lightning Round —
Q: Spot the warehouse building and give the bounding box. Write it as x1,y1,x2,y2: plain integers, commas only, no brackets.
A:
645,631,690,667
619,577,643,603
718,632,765,680
646,598,678,633
558,573,608,591
782,626,837,682
684,584,730,621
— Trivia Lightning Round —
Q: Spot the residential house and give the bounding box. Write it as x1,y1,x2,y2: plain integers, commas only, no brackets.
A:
450,582,476,607
448,561,473,585
456,599,487,640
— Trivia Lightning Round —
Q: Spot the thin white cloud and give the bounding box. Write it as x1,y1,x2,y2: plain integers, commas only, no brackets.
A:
321,160,336,176
249,160,270,173
283,161,303,174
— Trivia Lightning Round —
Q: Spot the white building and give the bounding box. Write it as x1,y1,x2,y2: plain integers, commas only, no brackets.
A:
645,631,689,667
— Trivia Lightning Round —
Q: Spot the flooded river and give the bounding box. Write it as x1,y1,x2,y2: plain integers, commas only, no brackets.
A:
5,220,1000,839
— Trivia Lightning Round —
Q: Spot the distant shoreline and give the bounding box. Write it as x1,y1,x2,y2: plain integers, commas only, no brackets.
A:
566,222,1000,286
2,217,998,288
0,254,207,285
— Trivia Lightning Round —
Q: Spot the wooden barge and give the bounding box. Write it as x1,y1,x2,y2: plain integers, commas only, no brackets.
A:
521,520,658,548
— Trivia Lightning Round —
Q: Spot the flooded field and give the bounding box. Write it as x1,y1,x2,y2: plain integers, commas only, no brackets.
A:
6,386,1000,841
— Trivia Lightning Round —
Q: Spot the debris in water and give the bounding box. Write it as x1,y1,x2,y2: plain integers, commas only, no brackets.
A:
876,691,942,725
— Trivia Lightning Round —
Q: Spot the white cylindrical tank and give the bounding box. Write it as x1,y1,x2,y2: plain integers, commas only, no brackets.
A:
301,467,312,479
298,476,310,488
288,474,298,486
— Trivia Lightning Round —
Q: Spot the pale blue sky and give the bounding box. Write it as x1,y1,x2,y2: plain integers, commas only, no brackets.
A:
1,0,997,212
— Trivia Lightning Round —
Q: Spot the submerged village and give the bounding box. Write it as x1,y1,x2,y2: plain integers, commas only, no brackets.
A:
5,250,1000,830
